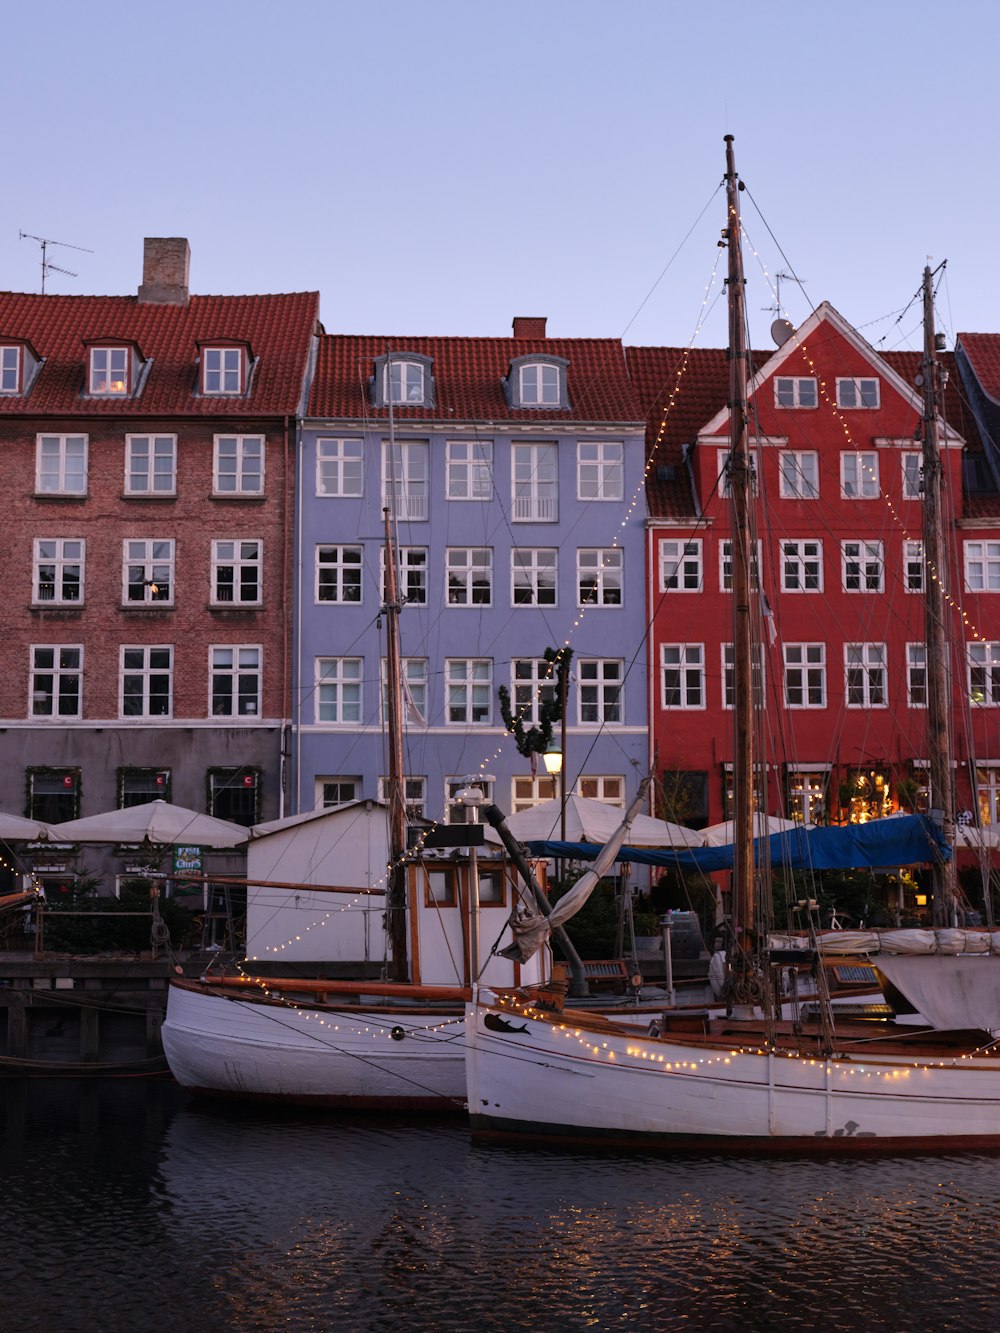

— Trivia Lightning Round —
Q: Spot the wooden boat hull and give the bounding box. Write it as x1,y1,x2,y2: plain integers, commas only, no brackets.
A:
162,979,469,1110
466,990,1000,1152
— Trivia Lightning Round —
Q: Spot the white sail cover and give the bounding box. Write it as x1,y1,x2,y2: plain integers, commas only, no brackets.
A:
502,786,648,964
874,953,1000,1035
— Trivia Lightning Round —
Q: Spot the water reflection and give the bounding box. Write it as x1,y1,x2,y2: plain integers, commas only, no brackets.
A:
3,1079,1000,1331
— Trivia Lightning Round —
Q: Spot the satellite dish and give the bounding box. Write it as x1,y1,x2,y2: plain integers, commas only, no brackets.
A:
771,318,795,348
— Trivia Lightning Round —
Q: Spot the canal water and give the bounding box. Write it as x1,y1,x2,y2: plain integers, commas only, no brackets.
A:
3,1075,1000,1333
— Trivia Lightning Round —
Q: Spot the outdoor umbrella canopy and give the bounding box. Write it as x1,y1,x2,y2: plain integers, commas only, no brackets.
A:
50,799,249,848
0,812,56,841
486,794,703,847
701,815,801,846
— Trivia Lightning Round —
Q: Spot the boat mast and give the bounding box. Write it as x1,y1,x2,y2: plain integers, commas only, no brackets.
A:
919,266,959,926
383,359,410,981
724,135,756,955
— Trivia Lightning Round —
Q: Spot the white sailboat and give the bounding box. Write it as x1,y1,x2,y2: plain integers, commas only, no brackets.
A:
464,135,1000,1151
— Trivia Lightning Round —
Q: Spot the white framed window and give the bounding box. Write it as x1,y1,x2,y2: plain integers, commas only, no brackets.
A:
125,435,176,495
837,377,880,409
446,776,496,823
783,643,826,708
446,440,492,500
778,451,819,498
774,377,817,408
202,347,244,395
382,657,428,726
33,538,84,604
214,435,264,495
512,548,557,605
661,644,704,709
446,548,492,606
841,451,879,498
121,646,172,718
316,657,363,723
901,452,923,499
30,645,82,718
579,659,623,724
378,775,426,821
316,777,361,808
519,362,560,406
383,546,428,605
512,774,558,811
317,545,363,604
510,658,558,726
976,766,1000,826
719,539,761,591
1,345,22,393
382,440,429,520
842,540,884,593
37,434,87,494
722,643,765,710
781,540,823,592
969,642,1000,706
317,438,364,497
906,643,927,707
577,775,625,806
965,541,1000,593
384,359,426,405
210,645,261,717
446,658,492,724
716,448,759,498
211,540,262,605
89,346,130,395
787,769,828,823
904,540,925,593
577,441,623,501
846,642,887,708
578,548,622,606
512,442,557,521
659,539,702,592
123,539,174,605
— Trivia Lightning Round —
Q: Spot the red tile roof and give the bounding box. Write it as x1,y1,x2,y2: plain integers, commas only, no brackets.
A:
308,335,643,423
0,290,320,416
956,334,1000,402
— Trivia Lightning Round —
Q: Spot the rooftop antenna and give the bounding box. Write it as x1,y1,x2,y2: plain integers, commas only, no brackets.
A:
18,231,94,295
762,270,807,319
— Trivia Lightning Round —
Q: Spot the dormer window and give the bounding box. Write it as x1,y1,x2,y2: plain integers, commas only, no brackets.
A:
1,345,22,393
505,355,569,410
89,346,131,395
202,345,247,395
371,353,435,408
521,363,559,405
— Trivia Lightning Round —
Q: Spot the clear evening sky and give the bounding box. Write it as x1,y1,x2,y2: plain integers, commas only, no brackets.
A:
3,1,996,356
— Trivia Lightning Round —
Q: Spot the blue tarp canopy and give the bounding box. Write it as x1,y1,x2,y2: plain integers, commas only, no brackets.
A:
524,813,951,872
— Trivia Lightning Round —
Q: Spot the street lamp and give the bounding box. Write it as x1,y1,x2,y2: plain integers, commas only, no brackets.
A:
455,775,493,982
542,739,567,883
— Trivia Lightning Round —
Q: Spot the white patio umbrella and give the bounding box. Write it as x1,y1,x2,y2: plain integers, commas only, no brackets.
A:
0,812,56,841
50,799,249,848
487,794,703,847
701,815,801,846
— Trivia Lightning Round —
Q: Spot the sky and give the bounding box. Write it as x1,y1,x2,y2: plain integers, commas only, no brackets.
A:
3,1,998,358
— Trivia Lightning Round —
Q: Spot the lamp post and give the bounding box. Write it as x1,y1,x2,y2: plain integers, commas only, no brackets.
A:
542,741,565,887
455,776,492,982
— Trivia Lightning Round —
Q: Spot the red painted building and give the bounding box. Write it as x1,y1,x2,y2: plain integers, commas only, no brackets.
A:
631,302,1000,836
0,239,319,864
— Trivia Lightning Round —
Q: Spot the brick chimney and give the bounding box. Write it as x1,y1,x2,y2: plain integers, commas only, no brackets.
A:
138,238,190,305
512,316,546,339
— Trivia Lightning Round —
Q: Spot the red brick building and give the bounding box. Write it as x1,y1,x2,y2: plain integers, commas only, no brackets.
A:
632,302,1000,836
0,240,319,873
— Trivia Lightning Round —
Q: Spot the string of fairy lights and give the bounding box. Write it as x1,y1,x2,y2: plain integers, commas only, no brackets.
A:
489,992,1000,1074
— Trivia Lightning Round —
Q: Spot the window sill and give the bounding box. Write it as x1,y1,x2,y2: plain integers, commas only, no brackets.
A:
121,492,177,502
208,604,263,615
210,492,267,503
30,603,84,616
33,492,88,503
